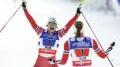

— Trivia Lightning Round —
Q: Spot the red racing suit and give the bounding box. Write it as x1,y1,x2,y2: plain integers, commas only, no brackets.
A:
23,8,79,67
59,36,108,67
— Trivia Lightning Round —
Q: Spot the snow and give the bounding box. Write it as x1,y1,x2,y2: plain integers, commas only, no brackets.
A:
0,0,120,67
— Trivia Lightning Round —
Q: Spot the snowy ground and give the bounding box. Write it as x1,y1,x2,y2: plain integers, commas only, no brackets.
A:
0,0,120,67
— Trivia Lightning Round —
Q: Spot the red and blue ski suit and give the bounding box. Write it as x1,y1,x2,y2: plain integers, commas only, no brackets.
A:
59,36,108,67
23,8,79,67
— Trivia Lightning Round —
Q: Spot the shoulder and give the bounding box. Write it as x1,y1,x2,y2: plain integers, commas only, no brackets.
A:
69,37,75,41
84,36,92,40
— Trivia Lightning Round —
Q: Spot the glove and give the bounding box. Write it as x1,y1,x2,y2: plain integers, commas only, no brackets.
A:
48,59,61,64
22,2,26,9
105,42,115,54
110,42,115,47
48,59,56,64
76,7,82,14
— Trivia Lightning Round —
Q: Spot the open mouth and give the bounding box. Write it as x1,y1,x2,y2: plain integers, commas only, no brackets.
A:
50,27,55,30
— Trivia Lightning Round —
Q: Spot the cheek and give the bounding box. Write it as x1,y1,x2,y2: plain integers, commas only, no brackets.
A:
48,25,53,28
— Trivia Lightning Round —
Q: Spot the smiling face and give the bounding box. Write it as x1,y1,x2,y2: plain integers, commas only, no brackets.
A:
47,17,57,32
47,22,57,32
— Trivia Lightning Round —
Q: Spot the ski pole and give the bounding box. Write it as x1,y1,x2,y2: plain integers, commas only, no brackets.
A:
0,4,22,33
81,12,114,67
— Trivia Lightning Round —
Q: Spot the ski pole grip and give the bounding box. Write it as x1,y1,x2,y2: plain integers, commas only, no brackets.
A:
22,0,26,3
22,0,25,2
110,42,115,47
78,4,82,9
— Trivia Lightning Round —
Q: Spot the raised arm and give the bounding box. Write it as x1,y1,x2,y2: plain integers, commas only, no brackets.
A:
93,39,115,58
22,2,44,35
58,8,81,37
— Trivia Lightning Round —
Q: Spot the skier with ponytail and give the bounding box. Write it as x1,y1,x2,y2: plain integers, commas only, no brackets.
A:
49,21,115,67
22,1,81,67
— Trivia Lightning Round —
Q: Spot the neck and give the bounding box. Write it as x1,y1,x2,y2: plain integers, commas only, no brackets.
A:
47,29,54,33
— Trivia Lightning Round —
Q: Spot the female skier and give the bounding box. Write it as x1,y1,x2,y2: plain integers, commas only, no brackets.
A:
49,21,115,67
22,1,81,67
